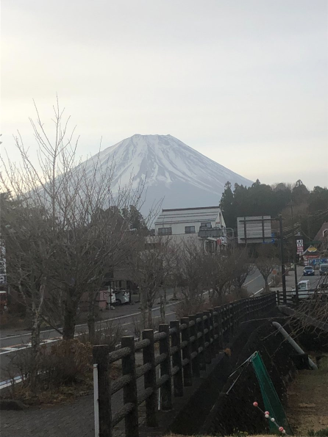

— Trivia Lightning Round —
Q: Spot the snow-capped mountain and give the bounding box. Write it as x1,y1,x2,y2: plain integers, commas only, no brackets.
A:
83,134,252,213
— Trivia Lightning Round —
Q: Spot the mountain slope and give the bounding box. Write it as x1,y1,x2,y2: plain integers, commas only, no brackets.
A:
83,134,252,213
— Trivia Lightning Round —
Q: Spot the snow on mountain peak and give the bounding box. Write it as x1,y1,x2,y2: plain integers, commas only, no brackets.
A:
82,134,252,213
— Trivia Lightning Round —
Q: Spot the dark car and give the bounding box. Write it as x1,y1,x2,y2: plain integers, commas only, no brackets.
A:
319,263,328,276
303,266,315,276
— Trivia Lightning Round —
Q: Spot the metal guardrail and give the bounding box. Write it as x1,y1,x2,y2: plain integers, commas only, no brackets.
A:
93,292,277,437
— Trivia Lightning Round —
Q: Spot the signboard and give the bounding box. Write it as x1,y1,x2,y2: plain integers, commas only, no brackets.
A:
237,216,272,244
296,239,304,255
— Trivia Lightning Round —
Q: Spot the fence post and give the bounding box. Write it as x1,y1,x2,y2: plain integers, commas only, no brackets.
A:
159,324,172,410
93,345,111,437
196,312,206,370
181,317,193,386
121,336,139,437
209,309,216,358
223,307,228,343
189,314,200,377
212,308,220,354
203,311,212,364
170,320,184,396
142,329,158,427
216,307,224,349
276,290,280,305
229,303,235,339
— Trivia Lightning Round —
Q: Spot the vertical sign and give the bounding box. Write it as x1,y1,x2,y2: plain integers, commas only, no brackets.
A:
296,239,304,255
0,241,6,285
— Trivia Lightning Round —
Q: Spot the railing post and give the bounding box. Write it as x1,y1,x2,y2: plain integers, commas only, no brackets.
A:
277,290,280,305
142,329,158,427
222,305,229,344
159,324,172,410
213,307,221,354
93,345,112,437
229,303,235,339
217,307,225,348
209,309,216,358
196,312,206,370
121,336,139,437
189,314,200,377
203,311,211,364
170,320,184,396
181,317,193,386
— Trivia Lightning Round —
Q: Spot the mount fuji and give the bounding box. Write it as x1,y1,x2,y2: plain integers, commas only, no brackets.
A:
83,134,252,213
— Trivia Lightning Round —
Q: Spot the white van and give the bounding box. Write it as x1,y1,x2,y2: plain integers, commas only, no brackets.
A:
291,280,311,300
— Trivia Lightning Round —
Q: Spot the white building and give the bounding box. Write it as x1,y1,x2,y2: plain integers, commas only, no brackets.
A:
154,206,227,252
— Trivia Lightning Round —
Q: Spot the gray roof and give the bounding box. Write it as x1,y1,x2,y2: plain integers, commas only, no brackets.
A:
155,206,221,226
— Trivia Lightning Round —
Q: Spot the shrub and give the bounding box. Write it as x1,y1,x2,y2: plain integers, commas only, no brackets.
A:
4,339,93,398
79,320,123,350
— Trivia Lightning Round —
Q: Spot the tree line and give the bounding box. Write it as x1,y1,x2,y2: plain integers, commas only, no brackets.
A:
220,179,328,246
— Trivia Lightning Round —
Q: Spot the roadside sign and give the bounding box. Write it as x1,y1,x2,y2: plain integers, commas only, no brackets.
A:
296,239,303,255
237,216,272,244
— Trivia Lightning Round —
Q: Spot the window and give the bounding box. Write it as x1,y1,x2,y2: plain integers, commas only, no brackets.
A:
200,222,211,228
185,226,195,234
158,227,172,236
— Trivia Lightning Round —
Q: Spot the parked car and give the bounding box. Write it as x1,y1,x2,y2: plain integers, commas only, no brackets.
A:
291,280,311,301
114,289,130,305
303,266,315,276
319,263,328,276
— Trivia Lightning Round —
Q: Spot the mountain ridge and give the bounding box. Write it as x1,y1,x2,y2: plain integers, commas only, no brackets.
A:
82,134,253,213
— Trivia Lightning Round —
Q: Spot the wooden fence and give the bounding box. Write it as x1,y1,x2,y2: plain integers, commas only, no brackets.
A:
93,292,277,437
276,289,328,306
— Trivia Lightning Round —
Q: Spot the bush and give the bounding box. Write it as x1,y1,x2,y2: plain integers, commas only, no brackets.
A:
79,320,123,350
3,339,93,402
43,339,92,386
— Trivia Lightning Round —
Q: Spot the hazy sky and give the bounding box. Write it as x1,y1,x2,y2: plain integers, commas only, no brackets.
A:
2,0,328,189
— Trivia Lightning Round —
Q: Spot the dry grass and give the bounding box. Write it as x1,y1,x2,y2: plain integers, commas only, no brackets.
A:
286,356,328,436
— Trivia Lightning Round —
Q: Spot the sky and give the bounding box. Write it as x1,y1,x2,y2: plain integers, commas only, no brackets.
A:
2,0,328,189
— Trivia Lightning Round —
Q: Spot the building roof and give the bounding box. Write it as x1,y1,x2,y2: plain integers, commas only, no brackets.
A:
155,206,222,226
314,222,328,243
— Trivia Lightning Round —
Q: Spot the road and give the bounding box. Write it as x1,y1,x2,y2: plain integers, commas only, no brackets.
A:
0,269,268,381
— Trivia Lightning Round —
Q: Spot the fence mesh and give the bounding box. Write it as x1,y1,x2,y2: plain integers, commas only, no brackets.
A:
251,351,292,435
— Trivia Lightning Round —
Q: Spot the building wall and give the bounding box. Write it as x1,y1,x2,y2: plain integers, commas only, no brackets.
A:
154,206,226,237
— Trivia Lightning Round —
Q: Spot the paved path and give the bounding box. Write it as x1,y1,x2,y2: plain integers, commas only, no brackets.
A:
0,355,147,437
1,394,95,437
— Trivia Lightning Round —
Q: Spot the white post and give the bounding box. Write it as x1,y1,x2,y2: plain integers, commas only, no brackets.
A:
93,364,100,437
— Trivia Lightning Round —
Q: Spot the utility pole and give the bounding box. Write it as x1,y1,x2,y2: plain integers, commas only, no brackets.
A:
279,215,287,304
290,202,299,302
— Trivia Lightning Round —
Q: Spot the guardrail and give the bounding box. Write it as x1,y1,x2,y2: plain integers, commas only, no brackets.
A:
93,292,276,437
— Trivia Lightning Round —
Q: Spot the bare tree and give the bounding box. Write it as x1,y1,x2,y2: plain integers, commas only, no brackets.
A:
174,239,208,316
228,249,254,298
204,252,234,305
0,100,144,348
255,244,279,292
131,236,174,329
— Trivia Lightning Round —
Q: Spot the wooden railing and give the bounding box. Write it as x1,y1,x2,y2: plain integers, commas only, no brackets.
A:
276,289,328,306
93,292,276,437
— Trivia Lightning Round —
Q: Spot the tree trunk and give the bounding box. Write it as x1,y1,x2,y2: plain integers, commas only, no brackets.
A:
264,277,269,292
146,306,153,329
87,290,98,343
160,295,165,323
29,311,41,391
87,314,96,343
63,291,79,340
140,289,147,330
